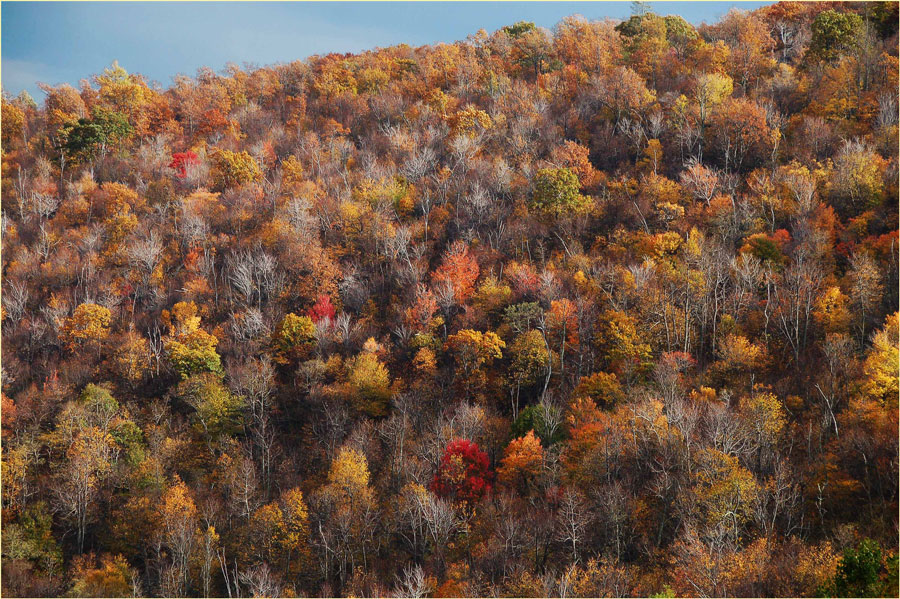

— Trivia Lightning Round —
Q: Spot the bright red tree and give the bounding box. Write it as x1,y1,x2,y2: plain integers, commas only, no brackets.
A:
169,151,199,178
306,294,337,323
430,439,493,505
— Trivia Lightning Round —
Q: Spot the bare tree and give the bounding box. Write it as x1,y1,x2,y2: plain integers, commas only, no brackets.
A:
876,92,898,129
680,160,719,206
53,430,111,554
392,564,432,598
228,357,277,496
848,250,883,344
2,280,29,324
228,249,284,310
127,231,164,276
557,488,589,564
417,493,459,569
239,562,282,598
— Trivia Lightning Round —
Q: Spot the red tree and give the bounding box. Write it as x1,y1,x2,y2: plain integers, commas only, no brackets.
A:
430,439,493,505
169,151,199,178
306,294,337,323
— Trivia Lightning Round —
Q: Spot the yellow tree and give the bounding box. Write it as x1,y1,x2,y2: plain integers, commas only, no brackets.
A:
1,99,25,148
346,342,392,417
93,61,154,133
272,313,316,366
159,476,198,596
739,391,786,471
211,149,262,190
507,329,550,419
595,310,652,386
574,372,625,410
692,72,733,160
814,286,852,335
195,526,220,599
60,303,111,356
830,140,887,211
314,446,378,586
249,487,311,584
68,553,138,597
163,301,223,378
113,329,150,386
711,333,768,391
444,329,505,400
278,487,312,581
449,105,493,139
860,312,899,407
692,448,760,541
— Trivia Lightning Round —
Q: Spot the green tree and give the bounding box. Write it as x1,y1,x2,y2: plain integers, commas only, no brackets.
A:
819,539,898,598
1,502,64,581
503,302,543,334
61,107,133,164
530,168,590,218
165,328,223,379
510,403,565,446
176,373,245,448
503,21,537,37
809,9,863,62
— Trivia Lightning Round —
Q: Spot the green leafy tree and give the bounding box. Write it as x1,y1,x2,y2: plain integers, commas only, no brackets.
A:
165,329,223,379
503,21,537,37
61,107,133,164
819,539,899,598
530,168,590,218
809,9,863,62
176,373,245,448
510,403,565,446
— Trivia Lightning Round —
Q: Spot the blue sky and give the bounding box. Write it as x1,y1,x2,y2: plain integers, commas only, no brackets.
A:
2,1,774,101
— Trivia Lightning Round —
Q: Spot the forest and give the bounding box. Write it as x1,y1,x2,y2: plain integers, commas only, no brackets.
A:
1,2,898,597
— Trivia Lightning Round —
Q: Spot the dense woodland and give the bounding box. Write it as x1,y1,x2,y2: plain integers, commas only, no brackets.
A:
1,2,899,597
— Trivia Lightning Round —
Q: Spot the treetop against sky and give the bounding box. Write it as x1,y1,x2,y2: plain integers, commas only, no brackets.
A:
2,1,772,99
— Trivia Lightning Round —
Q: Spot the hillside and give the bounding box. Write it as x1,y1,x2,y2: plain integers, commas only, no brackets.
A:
1,2,899,597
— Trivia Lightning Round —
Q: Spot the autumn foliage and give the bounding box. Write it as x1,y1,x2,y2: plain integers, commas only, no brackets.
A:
430,439,493,506
1,2,898,597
